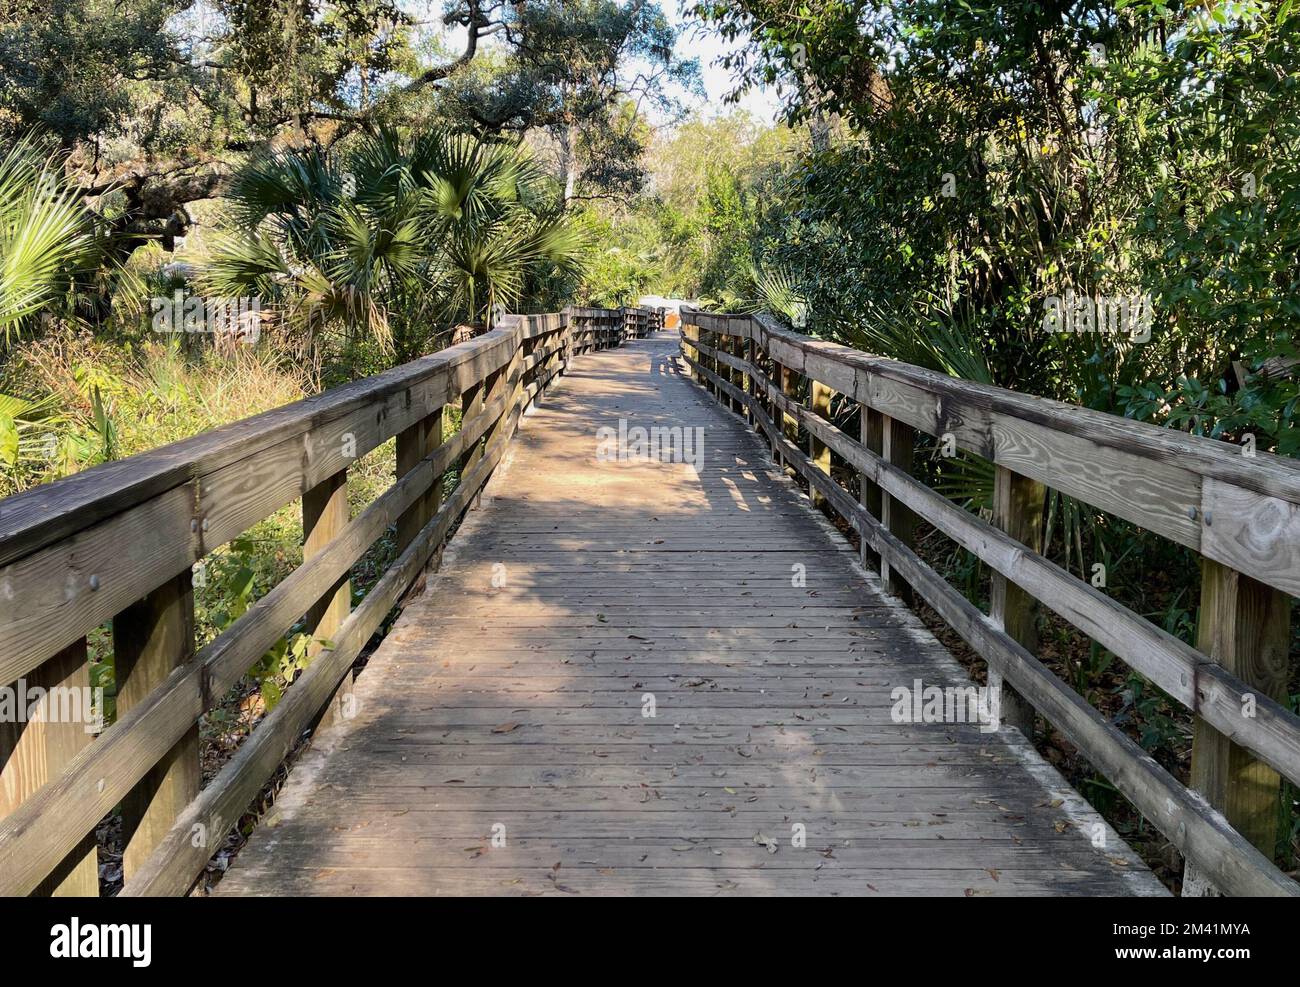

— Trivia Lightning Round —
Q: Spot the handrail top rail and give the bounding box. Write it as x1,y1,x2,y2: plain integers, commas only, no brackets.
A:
0,325,527,567
682,306,1300,509
0,304,658,567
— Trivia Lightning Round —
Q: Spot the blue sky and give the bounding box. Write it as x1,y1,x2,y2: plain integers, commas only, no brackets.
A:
669,8,783,123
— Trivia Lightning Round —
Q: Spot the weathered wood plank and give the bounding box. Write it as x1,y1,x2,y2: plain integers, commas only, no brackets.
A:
746,371,1300,787
122,405,522,897
0,329,519,567
113,572,200,882
303,469,352,731
1185,560,1292,895
0,330,518,687
737,312,1300,595
215,334,1161,898
990,466,1044,737
0,388,511,896
740,378,1297,896
0,639,99,896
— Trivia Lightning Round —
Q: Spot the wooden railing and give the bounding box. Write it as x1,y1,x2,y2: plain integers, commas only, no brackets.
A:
680,307,1300,897
0,304,659,897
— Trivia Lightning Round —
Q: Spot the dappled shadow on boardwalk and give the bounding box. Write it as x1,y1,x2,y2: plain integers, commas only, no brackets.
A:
217,334,1163,896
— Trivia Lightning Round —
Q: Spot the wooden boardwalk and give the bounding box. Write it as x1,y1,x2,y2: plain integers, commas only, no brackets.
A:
218,333,1163,896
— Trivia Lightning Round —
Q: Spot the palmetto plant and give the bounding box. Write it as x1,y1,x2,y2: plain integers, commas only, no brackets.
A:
202,128,586,366
739,263,808,329
0,136,100,346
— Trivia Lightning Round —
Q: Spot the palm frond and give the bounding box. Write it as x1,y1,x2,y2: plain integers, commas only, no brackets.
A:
0,136,99,344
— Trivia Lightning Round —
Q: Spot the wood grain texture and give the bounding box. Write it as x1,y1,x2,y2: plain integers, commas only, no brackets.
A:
113,572,200,881
809,379,833,510
990,467,1044,737
303,469,353,731
747,360,1300,790
217,333,1160,897
701,309,1300,597
0,329,520,568
880,415,915,601
0,330,518,687
1187,560,1291,893
0,639,99,895
0,373,512,896
729,376,1295,896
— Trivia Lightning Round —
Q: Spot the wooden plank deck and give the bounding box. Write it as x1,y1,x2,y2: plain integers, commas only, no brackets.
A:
217,333,1165,896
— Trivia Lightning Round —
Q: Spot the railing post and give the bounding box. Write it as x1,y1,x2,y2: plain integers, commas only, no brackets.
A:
562,312,572,373
879,415,915,602
460,347,516,508
989,465,1045,736
396,407,445,550
728,327,738,413
0,638,99,895
743,330,756,426
859,403,884,570
458,368,488,478
699,324,711,397
303,469,352,728
485,344,521,450
733,333,746,415
113,571,200,882
521,330,536,409
775,362,799,472
708,326,721,400
684,320,701,383
809,379,833,509
1184,560,1291,895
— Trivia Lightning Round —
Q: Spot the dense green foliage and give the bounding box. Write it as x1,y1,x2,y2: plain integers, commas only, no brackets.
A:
0,3,695,837
203,128,584,372
690,0,1300,455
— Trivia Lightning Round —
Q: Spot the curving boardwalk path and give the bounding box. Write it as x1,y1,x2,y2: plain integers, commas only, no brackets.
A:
219,333,1163,896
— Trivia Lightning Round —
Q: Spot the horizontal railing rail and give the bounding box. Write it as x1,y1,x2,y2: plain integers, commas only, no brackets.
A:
680,307,1300,898
0,304,653,897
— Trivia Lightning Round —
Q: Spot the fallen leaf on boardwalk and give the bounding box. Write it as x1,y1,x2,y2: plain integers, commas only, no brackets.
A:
986,868,1000,882
753,833,779,854
492,721,520,733
1054,820,1070,833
